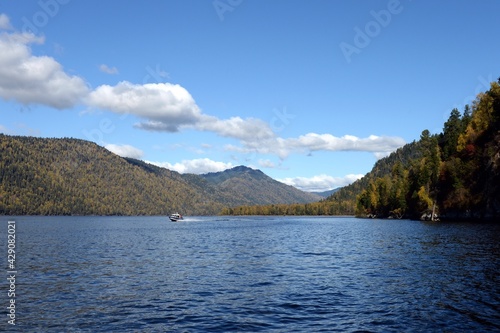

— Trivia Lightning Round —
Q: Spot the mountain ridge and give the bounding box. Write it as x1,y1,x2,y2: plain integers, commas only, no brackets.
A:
312,188,341,198
201,165,322,205
0,134,320,215
201,165,266,183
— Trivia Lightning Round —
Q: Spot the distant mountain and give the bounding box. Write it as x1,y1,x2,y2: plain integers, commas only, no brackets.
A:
312,188,341,198
201,166,322,205
0,135,320,215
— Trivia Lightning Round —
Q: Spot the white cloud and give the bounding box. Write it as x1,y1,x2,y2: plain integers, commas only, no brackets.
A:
87,81,202,132
147,158,234,174
196,115,275,142
105,144,144,159
0,30,89,109
0,17,405,164
99,64,119,75
278,173,364,192
225,133,405,159
282,133,405,154
258,159,276,168
86,80,281,148
0,14,12,30
88,85,404,159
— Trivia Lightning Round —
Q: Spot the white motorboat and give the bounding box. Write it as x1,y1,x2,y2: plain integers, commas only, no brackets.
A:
169,213,183,222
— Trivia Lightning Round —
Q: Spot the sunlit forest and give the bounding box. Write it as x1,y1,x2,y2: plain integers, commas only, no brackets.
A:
0,137,227,215
0,137,318,215
222,80,500,220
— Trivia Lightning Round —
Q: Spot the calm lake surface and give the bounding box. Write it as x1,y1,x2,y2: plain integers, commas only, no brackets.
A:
2,216,499,332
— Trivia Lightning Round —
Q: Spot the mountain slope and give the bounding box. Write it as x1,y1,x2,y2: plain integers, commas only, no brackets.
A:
322,140,423,212
354,81,500,220
0,135,228,215
312,188,341,198
0,135,318,215
201,166,322,205
223,80,499,219
221,142,424,216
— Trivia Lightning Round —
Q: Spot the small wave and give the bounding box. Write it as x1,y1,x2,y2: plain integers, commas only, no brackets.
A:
301,251,331,256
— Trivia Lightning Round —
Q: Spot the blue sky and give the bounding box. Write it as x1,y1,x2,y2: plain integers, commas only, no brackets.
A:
0,0,499,192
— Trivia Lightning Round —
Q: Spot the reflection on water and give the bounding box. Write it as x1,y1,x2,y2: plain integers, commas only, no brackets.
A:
3,216,499,332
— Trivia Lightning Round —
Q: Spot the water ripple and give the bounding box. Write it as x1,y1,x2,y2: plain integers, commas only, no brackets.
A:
4,216,500,332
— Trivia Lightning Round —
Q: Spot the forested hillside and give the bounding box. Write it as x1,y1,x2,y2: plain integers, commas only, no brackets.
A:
0,135,320,215
356,81,500,220
220,141,422,216
201,166,321,205
222,80,500,220
2,80,498,218
0,135,229,215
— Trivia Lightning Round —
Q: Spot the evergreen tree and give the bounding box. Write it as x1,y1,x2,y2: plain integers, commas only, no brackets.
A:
462,104,472,132
440,108,462,160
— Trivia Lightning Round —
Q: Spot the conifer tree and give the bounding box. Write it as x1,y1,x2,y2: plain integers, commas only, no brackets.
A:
441,108,462,160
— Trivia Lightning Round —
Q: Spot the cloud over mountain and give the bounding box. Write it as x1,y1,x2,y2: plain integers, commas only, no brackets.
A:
0,15,405,164
105,144,144,159
87,81,202,132
279,173,364,192
226,133,405,159
285,133,405,153
148,158,234,174
196,115,275,142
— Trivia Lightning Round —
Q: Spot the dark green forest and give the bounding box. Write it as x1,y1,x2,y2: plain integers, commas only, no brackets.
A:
222,80,500,220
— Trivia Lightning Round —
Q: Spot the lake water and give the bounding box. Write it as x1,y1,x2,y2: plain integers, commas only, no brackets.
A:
1,216,499,332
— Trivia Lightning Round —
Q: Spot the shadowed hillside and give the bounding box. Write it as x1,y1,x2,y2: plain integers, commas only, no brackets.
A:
201,166,322,205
